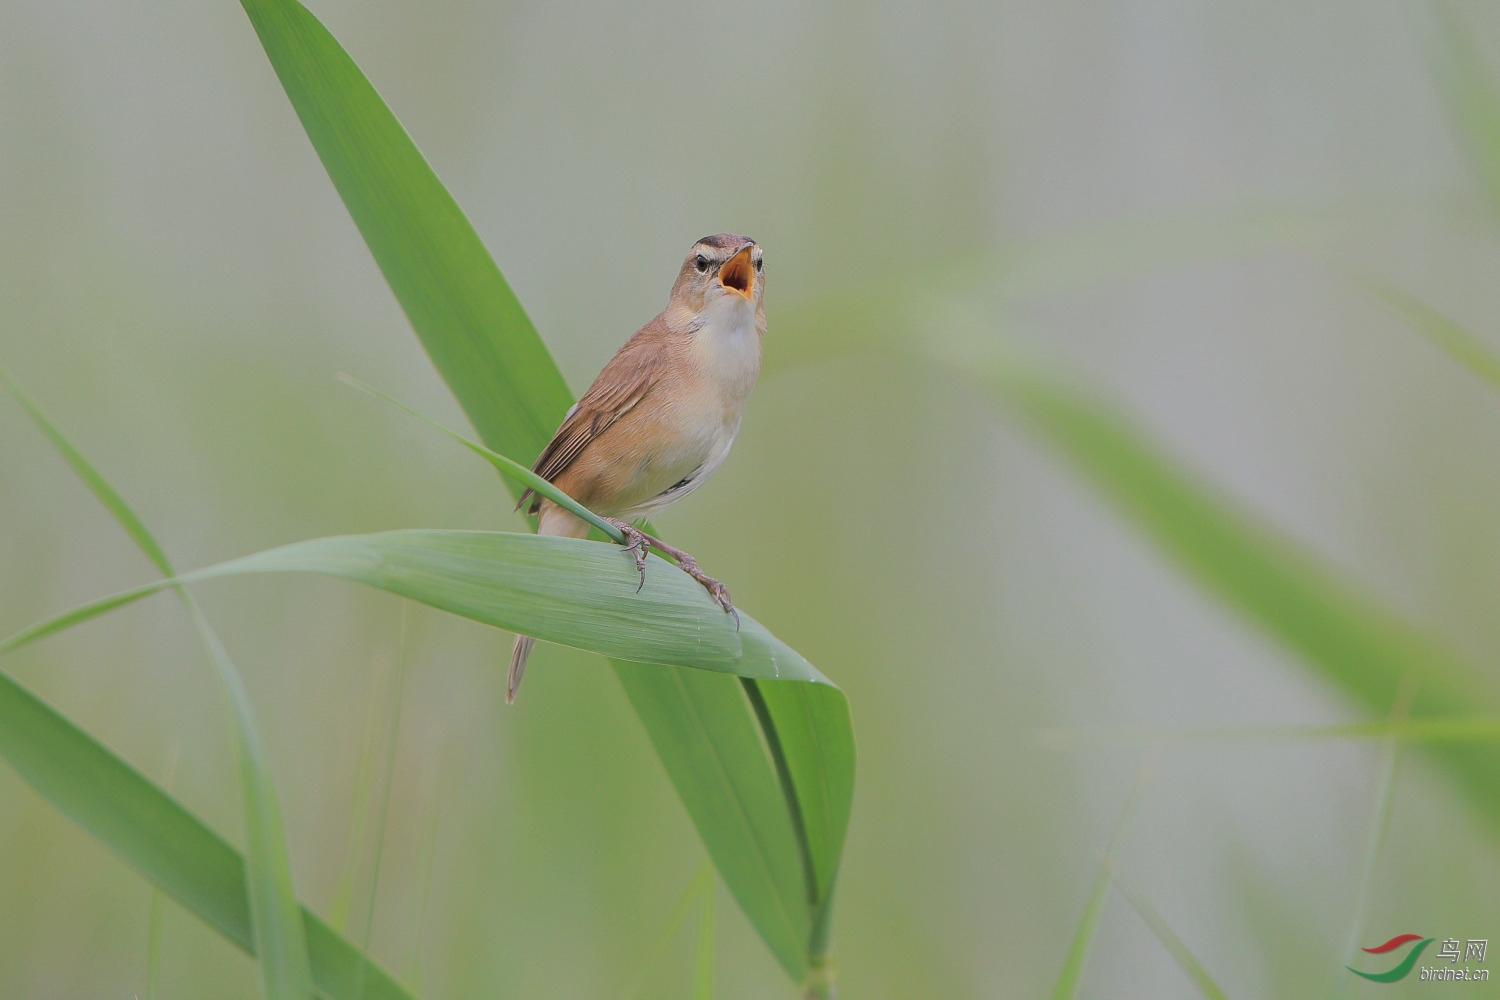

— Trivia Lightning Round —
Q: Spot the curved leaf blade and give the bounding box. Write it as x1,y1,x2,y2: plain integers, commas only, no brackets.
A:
1429,0,1500,222
1,530,833,686
891,317,1500,831
1108,868,1229,1000
0,666,416,1000
1357,274,1500,392
235,0,854,981
238,0,570,462
614,665,809,979
2,371,314,1000
975,358,1500,824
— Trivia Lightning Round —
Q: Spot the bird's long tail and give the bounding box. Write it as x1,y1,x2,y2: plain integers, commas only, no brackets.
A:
507,501,591,704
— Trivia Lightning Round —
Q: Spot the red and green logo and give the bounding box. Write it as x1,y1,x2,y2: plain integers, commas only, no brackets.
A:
1347,934,1434,983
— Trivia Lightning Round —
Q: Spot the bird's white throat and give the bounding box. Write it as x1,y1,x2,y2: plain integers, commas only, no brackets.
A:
691,291,761,398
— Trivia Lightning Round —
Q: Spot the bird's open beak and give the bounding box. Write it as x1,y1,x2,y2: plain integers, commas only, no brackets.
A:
718,246,755,298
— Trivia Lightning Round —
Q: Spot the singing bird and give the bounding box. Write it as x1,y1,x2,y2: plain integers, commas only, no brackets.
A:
507,233,765,702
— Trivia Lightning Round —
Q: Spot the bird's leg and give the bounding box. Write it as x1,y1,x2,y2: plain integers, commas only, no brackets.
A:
603,517,650,591
633,530,738,628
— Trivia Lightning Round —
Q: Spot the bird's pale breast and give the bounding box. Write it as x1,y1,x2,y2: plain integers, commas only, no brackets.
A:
582,296,759,518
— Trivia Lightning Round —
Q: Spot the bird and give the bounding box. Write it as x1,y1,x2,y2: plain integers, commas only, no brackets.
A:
507,233,765,703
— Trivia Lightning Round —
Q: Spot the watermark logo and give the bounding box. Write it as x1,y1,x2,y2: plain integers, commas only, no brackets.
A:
1347,934,1488,984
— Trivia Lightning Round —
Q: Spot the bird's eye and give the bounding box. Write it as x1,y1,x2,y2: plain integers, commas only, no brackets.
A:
753,257,763,271
694,254,710,272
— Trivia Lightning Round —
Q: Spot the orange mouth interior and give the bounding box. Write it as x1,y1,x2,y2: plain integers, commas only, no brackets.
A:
719,247,754,297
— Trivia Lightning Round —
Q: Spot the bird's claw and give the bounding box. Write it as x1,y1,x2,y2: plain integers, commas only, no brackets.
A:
608,521,739,628
675,555,738,629
606,518,650,591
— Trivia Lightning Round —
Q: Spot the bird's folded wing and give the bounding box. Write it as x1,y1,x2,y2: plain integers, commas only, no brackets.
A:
519,320,667,513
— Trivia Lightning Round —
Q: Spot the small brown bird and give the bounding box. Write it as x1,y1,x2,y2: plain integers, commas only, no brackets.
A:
507,233,765,702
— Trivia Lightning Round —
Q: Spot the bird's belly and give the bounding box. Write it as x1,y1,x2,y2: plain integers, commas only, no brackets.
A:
607,398,740,517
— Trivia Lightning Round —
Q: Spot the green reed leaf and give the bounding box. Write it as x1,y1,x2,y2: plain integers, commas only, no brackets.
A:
1333,684,1413,1000
237,0,569,464
2,371,314,1000
963,349,1500,831
1356,274,1500,391
1108,868,1230,1000
0,667,415,999
1429,0,1500,222
1049,747,1160,1000
619,861,713,1000
0,531,833,685
334,374,625,544
236,0,853,982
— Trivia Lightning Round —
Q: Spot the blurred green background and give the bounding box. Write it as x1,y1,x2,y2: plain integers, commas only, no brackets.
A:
3,0,1500,997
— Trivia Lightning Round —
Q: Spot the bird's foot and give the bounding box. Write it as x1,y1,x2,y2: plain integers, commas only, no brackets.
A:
636,532,739,629
604,517,650,591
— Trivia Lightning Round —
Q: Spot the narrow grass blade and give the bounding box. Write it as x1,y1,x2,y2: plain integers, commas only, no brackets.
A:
403,751,444,988
334,374,623,543
1107,868,1229,1000
1333,683,1414,1000
327,673,386,933
1428,1,1500,222
0,667,416,1000
2,372,314,1000
236,0,853,980
192,605,315,1000
1356,274,1500,391
0,368,172,576
355,604,409,1000
694,869,714,1000
619,861,714,1000
1049,746,1160,1000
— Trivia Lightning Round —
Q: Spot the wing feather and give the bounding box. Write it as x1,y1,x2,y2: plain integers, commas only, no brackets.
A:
517,318,668,514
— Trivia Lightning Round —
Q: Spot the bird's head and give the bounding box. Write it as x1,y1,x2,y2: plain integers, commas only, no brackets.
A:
669,234,764,318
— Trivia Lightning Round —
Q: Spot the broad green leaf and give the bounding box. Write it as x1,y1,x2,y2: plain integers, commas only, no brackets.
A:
339,382,847,975
0,533,829,978
236,0,854,981
1107,868,1229,1000
1429,0,1500,222
0,666,416,1000
2,371,314,1000
237,0,569,462
756,683,854,910
1,531,833,686
615,665,809,977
